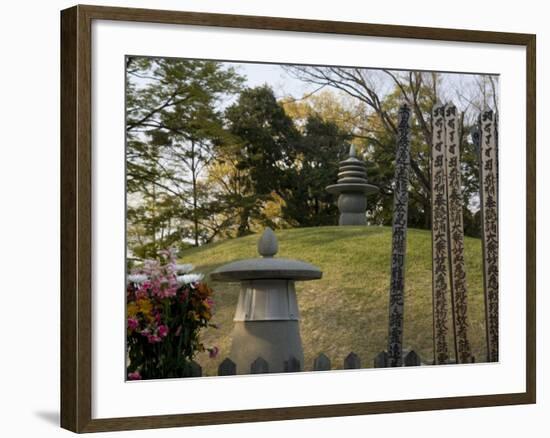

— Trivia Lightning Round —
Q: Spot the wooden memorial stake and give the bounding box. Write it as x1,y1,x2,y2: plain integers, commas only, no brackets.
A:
444,103,472,364
387,103,411,367
430,104,451,364
479,109,499,362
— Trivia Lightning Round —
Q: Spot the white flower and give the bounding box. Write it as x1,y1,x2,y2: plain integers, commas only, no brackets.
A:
174,263,194,274
127,274,148,284
177,273,204,285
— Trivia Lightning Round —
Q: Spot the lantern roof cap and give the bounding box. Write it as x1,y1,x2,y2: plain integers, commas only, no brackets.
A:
210,228,322,282
326,145,378,195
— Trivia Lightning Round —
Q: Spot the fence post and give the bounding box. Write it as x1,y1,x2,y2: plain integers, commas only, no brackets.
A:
373,351,388,368
189,360,202,377
218,358,236,376
313,353,331,371
344,352,361,369
284,356,301,372
403,350,421,366
251,356,269,374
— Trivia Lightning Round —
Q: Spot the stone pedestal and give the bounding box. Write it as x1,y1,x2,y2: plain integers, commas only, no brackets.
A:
211,228,322,374
326,145,378,225
230,321,303,374
337,192,368,225
230,279,303,372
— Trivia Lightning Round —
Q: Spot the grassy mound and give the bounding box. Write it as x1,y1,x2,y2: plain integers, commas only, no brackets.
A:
181,226,486,375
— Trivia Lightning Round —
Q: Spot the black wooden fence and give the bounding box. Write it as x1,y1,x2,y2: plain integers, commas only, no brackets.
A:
186,350,424,377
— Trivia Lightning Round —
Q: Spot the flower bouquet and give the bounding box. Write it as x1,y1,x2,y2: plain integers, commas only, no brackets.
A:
126,249,218,380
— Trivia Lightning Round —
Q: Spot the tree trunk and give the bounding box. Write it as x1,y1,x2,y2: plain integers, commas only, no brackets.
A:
191,140,199,247
237,206,250,237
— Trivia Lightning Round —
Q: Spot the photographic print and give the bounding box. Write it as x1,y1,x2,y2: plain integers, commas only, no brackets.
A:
125,57,499,379
60,6,535,431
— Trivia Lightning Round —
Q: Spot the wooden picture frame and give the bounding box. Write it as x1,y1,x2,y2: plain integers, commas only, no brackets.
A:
60,4,536,433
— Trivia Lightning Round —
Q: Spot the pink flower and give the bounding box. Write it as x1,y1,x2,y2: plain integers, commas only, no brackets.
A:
136,281,151,299
143,259,160,276
128,371,141,380
147,334,162,343
158,325,169,338
149,279,162,297
135,288,148,300
165,262,177,276
127,317,139,331
162,285,177,298
208,346,219,359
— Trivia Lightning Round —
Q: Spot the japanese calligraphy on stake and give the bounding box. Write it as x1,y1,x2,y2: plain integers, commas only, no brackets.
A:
387,103,411,367
430,104,451,365
479,109,499,362
444,104,472,364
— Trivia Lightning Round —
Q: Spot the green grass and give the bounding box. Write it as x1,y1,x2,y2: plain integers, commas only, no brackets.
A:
181,226,486,376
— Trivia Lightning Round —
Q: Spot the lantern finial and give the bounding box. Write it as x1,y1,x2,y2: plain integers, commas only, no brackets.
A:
257,227,278,258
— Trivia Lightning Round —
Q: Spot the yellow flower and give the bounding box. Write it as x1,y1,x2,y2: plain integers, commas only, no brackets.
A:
137,298,151,312
137,298,154,321
127,302,138,318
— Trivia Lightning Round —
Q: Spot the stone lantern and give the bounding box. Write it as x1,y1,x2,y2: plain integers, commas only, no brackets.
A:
210,228,322,374
326,145,378,225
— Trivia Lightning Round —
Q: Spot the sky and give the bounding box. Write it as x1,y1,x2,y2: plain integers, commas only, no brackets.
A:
229,62,318,98
217,61,498,114
129,57,499,120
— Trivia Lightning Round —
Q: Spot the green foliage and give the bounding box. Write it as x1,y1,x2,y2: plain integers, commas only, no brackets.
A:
223,86,353,229
282,115,350,226
225,86,300,194
223,86,301,235
126,57,244,257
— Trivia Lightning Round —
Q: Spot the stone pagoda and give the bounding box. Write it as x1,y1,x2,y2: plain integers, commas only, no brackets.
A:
326,145,378,225
210,228,322,374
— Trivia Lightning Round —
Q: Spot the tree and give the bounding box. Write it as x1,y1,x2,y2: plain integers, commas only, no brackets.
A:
283,114,350,226
126,57,243,257
282,90,387,225
223,85,302,235
223,86,354,229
